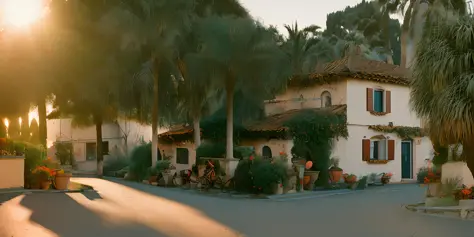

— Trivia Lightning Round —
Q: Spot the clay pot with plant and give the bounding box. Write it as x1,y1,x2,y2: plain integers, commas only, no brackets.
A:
147,167,159,185
54,169,72,190
343,173,357,184
303,161,320,190
328,157,343,183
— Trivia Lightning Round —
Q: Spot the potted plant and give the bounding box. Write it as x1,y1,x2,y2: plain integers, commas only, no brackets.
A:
32,166,55,190
381,173,392,185
147,167,159,185
423,168,442,197
54,169,72,190
303,161,319,190
455,186,474,208
328,157,343,183
155,160,175,187
343,173,358,184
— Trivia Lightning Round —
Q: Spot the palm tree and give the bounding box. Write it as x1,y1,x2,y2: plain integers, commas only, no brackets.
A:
377,0,467,68
192,16,290,162
410,9,474,175
283,22,324,75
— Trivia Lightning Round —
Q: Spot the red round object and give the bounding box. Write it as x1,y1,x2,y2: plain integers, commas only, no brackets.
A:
305,161,313,169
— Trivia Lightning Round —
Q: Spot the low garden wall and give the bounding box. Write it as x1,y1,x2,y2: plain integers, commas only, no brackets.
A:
0,156,24,189
442,162,474,187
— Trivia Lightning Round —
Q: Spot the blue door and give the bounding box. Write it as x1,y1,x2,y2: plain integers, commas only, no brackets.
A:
401,141,412,179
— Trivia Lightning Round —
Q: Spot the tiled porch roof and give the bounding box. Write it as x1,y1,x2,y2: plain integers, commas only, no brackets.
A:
245,104,347,132
158,124,194,137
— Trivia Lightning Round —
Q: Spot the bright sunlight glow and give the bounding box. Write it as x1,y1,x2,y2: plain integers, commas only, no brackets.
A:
1,0,47,28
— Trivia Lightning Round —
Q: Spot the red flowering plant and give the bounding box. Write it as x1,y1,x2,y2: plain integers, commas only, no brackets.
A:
454,186,474,200
32,166,56,181
423,166,441,184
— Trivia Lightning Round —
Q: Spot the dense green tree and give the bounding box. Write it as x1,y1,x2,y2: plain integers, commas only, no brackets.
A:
282,23,324,75
46,0,141,176
410,9,474,175
324,0,401,64
377,0,467,68
191,16,290,161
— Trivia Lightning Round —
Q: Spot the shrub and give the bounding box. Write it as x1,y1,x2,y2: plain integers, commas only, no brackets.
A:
54,142,74,165
417,167,436,183
103,155,129,175
129,142,152,181
22,142,44,187
196,143,254,164
234,157,288,194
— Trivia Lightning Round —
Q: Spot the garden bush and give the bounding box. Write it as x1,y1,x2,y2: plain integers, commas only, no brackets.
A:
234,157,288,194
103,155,129,175
416,167,442,183
129,142,152,181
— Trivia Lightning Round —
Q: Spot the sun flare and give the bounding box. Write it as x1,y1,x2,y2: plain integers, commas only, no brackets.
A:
1,0,47,28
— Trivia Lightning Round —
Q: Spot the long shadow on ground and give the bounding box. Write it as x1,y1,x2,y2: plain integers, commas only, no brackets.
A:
19,192,163,237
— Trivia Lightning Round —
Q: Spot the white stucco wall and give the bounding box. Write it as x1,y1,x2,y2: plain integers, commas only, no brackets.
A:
345,80,421,127
336,125,431,182
265,81,347,116
47,118,157,171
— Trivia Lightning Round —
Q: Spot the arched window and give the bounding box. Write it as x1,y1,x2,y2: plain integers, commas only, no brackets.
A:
370,135,387,160
262,146,272,158
321,91,332,107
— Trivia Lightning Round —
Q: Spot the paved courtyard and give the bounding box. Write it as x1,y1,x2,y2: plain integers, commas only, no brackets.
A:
0,178,472,237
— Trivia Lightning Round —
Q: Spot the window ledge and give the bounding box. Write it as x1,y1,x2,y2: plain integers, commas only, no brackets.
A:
366,160,390,164
370,111,389,116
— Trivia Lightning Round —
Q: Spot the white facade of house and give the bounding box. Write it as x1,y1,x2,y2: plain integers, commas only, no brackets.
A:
256,78,432,183
47,118,156,171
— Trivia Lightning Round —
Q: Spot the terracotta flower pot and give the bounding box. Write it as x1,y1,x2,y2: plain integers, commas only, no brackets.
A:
303,175,311,185
41,181,51,190
54,173,72,190
148,175,158,185
329,169,343,183
344,175,357,184
303,171,320,190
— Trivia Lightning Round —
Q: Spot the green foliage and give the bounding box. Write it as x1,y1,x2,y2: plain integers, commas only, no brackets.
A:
54,142,74,165
154,160,172,173
410,10,473,146
129,142,152,181
417,167,429,183
234,157,288,194
368,125,425,139
285,110,347,186
103,156,129,174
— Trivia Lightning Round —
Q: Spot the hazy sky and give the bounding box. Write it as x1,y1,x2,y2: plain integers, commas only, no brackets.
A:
239,0,369,31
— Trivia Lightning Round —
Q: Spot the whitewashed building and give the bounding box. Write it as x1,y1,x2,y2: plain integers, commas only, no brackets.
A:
158,53,433,182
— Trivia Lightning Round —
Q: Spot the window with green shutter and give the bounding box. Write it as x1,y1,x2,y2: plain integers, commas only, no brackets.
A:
373,90,384,112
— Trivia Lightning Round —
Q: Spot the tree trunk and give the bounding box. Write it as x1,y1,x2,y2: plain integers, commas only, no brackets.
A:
95,116,104,177
193,116,201,149
37,97,47,148
225,81,234,160
400,30,408,68
151,60,160,167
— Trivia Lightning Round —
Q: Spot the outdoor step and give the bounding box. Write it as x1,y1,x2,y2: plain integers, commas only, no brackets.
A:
268,189,355,200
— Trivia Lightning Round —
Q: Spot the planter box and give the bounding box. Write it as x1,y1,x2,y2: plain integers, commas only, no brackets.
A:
0,156,24,189
442,162,474,187
459,199,474,209
425,196,458,207
426,183,443,197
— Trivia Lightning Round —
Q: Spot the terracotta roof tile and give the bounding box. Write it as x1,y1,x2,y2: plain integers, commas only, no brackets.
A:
158,125,194,137
290,55,410,87
245,104,347,132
